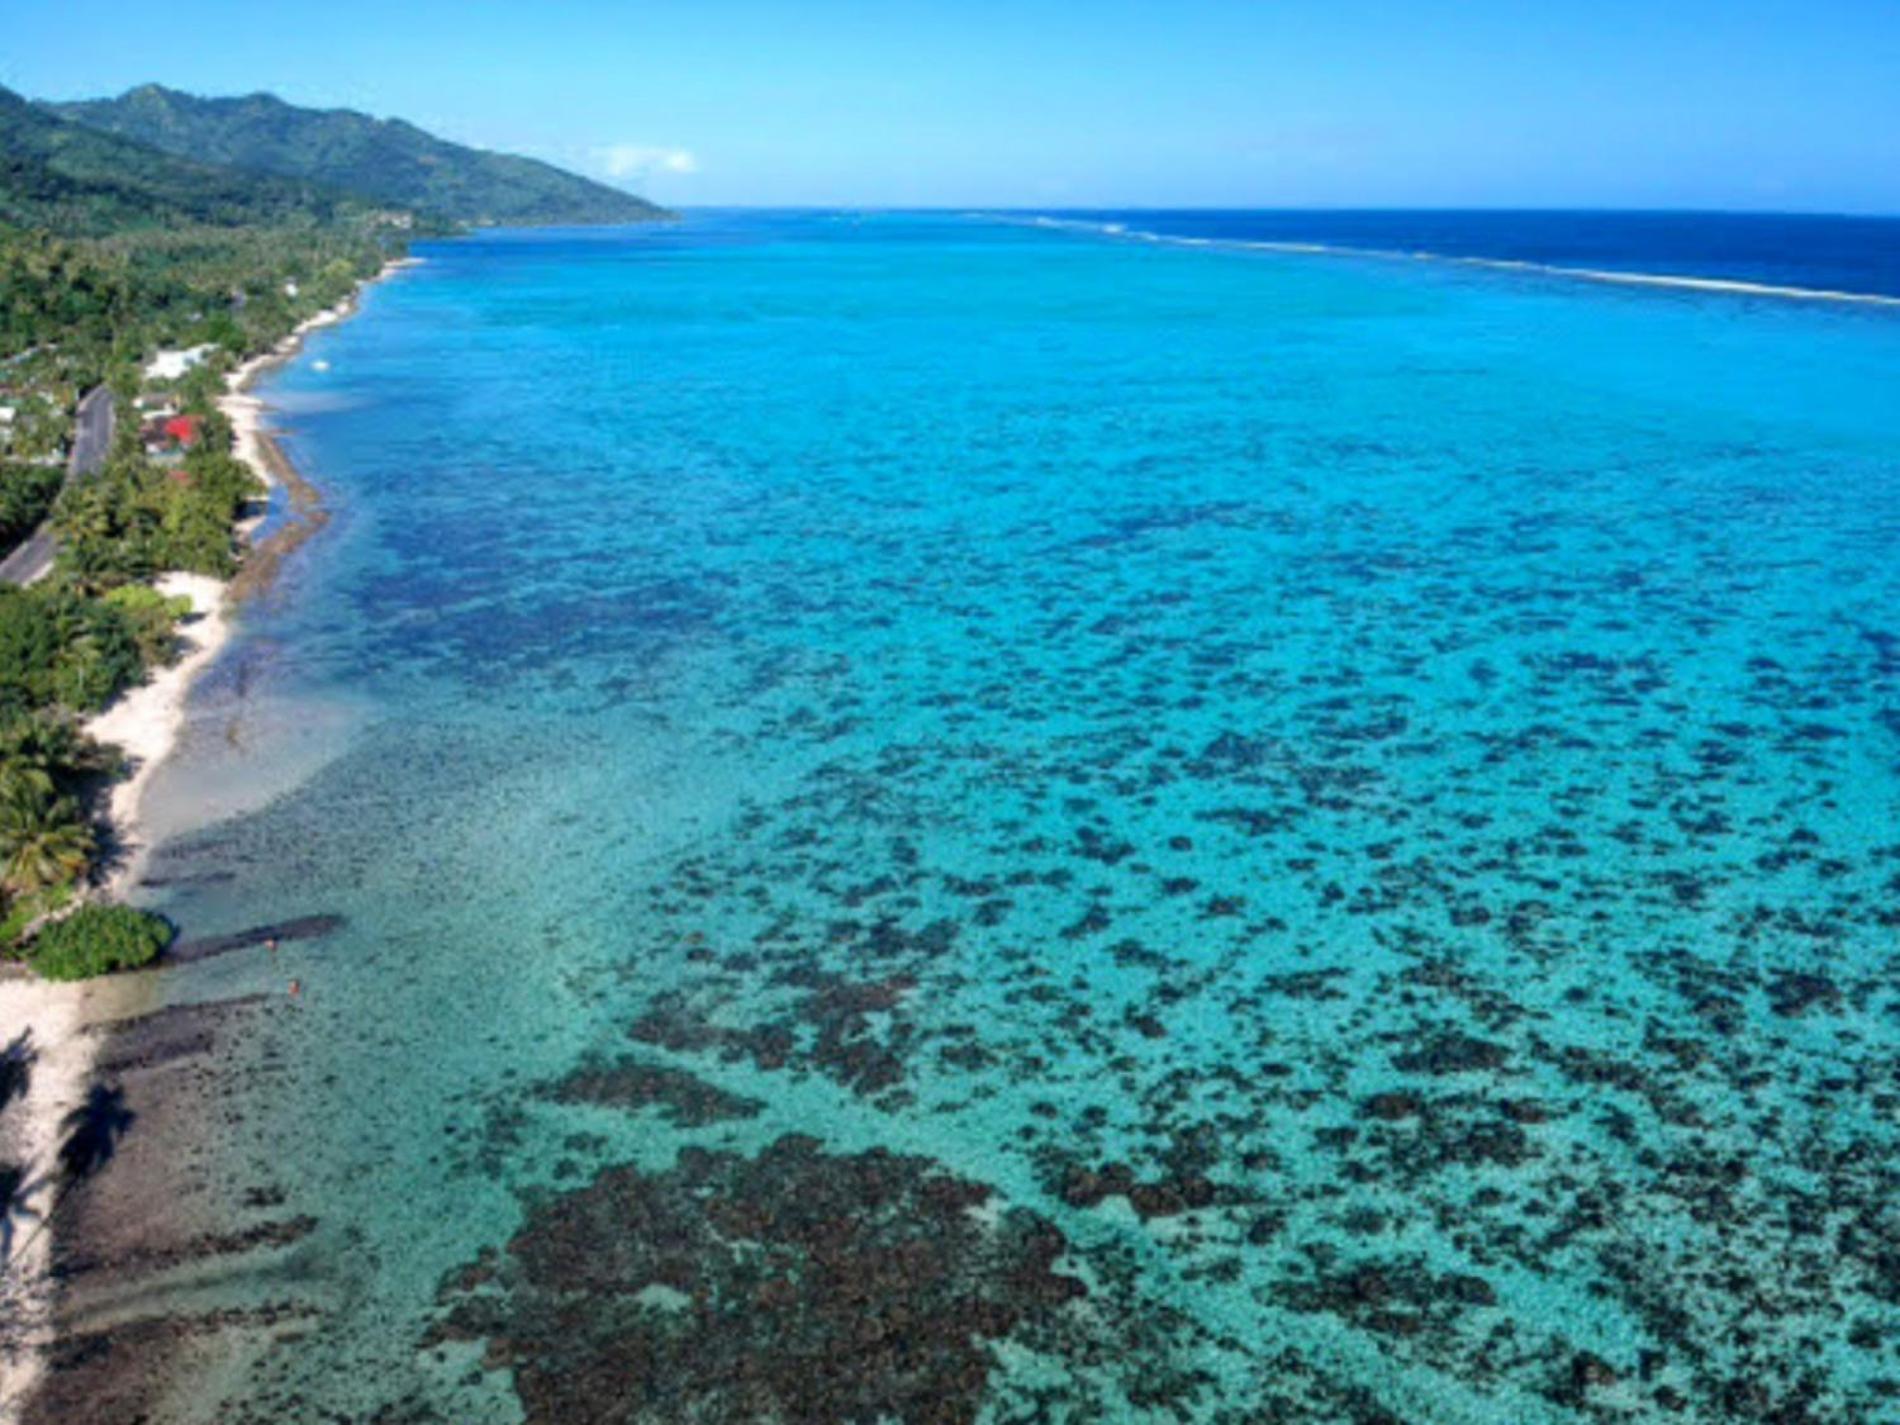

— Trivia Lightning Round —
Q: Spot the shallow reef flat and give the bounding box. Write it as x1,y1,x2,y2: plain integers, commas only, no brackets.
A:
42,213,1900,1423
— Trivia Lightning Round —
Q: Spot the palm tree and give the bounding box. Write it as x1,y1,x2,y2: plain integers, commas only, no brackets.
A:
0,760,54,806
0,713,111,794
52,483,117,549
0,714,92,777
0,786,93,895
50,627,110,708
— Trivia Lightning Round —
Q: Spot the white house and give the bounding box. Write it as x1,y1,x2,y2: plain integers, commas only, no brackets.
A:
143,344,217,382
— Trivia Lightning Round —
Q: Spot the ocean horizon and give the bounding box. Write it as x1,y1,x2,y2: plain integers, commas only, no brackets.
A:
669,208,1900,304
47,208,1900,1423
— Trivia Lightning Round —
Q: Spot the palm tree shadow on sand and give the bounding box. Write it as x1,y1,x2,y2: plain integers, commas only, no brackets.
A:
56,1084,136,1186
2,1082,140,1267
1,1159,47,1264
0,1029,36,1118
0,1031,47,1266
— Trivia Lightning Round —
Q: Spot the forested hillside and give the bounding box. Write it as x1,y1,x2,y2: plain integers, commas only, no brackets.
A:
54,85,668,226
0,84,372,235
1,81,403,370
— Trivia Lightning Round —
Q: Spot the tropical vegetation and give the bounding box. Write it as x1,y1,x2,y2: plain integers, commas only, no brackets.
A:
27,903,172,981
55,396,264,589
0,462,62,548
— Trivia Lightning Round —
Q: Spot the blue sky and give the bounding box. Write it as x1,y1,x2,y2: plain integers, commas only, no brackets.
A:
6,0,1898,211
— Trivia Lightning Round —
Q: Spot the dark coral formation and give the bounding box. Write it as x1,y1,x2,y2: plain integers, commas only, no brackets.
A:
1057,1160,1220,1219
543,1056,764,1127
433,1135,1085,1425
627,969,919,1101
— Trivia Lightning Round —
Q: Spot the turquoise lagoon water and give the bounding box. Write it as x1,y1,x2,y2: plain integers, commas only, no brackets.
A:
130,213,1899,1422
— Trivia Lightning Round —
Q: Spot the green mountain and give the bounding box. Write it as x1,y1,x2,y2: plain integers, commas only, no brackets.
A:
0,83,372,235
54,85,669,227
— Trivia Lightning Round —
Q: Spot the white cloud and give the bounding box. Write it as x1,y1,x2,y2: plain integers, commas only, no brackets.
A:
596,143,698,180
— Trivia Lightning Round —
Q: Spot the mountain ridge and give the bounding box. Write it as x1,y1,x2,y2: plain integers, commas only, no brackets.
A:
0,82,378,234
51,84,669,227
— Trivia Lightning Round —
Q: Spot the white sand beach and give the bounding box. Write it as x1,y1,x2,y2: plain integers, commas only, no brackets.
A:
85,572,231,900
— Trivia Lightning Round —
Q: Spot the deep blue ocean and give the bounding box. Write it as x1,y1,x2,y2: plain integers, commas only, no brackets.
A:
1023,209,1900,300
117,211,1900,1423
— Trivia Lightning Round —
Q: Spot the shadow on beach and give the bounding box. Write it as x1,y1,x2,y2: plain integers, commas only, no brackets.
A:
15,992,301,1424
57,1084,137,1188
2,1029,37,1118
3,1078,143,1261
1,1158,46,1264
1,1030,46,1263
1,1075,138,1277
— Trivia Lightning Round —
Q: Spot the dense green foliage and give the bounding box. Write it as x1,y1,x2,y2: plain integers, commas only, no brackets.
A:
1,84,374,236
56,400,263,587
27,903,171,980
0,229,128,361
54,85,669,227
0,710,112,909
0,781,94,897
0,535,177,961
0,585,143,713
0,216,394,377
103,583,194,664
0,461,62,551
0,709,115,797
0,880,72,946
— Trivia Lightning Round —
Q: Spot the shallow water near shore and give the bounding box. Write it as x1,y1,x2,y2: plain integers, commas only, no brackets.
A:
70,213,1900,1422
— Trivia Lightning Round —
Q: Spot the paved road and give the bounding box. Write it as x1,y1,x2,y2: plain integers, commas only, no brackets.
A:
0,386,114,586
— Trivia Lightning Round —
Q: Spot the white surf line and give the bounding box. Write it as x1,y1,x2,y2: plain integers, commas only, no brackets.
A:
984,213,1900,310
1502,260,1900,308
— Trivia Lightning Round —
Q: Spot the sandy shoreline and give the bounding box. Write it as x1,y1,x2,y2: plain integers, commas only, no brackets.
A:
0,257,412,1425
0,971,149,1422
85,574,231,902
106,254,417,879
86,261,410,899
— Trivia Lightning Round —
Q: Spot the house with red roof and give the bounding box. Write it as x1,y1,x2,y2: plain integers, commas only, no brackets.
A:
141,413,202,458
